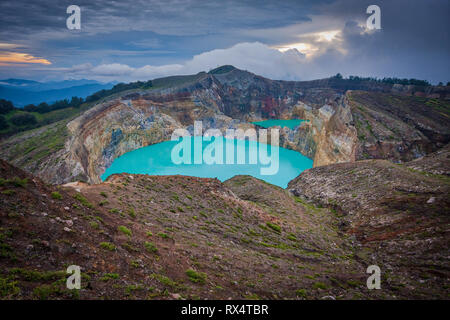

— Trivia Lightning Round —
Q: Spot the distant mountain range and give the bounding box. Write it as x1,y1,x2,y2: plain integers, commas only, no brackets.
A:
0,79,116,106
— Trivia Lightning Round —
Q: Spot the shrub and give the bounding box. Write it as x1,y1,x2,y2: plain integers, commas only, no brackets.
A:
100,242,116,251
1,177,28,188
89,222,99,229
0,115,8,130
100,273,119,281
313,282,327,290
144,241,158,253
158,232,170,239
0,99,14,114
152,273,177,288
295,289,307,298
0,276,20,297
73,194,94,209
98,200,108,206
33,284,57,300
128,208,136,218
266,222,281,233
287,233,296,241
186,269,207,284
10,113,37,126
118,226,132,237
51,191,62,200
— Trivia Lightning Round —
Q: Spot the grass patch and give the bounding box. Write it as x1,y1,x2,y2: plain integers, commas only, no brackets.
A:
266,222,281,233
295,289,307,298
0,276,20,298
152,274,177,288
157,232,171,239
128,208,136,218
89,222,99,229
118,226,132,237
100,273,119,281
313,282,328,290
186,269,207,284
51,191,62,200
0,177,28,188
144,241,158,253
99,242,116,251
73,193,94,209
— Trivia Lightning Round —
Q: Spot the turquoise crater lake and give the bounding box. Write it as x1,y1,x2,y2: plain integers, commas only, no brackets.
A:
251,119,308,130
101,136,313,188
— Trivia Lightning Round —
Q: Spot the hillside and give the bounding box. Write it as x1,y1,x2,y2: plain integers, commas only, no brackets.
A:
0,66,449,300
1,153,448,299
0,160,368,299
288,145,450,299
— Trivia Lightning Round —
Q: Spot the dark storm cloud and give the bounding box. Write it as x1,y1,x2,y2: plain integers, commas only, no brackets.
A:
0,0,324,39
0,0,326,71
313,0,450,82
0,0,448,83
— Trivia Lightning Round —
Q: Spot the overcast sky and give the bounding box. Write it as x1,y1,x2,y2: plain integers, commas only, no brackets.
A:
0,0,448,83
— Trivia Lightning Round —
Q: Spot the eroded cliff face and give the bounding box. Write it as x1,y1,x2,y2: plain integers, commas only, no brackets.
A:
62,91,362,184
65,95,255,184
348,91,450,162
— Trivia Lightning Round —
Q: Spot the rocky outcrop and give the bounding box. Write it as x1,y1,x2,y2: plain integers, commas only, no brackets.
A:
348,91,450,162
288,148,450,298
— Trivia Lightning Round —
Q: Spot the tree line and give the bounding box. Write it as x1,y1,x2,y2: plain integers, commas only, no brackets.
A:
332,73,449,87
0,80,153,133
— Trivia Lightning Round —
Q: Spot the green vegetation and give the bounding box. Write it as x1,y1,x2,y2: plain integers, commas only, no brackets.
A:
0,177,28,188
33,284,59,300
89,221,99,229
208,65,235,74
4,121,69,167
125,284,144,296
266,222,281,233
128,208,136,218
10,113,37,126
73,193,94,209
0,80,149,137
51,191,62,200
99,242,116,251
295,289,307,298
333,73,431,86
287,233,297,241
157,232,171,239
9,268,65,282
313,282,328,290
100,273,119,281
0,276,20,298
186,269,207,284
144,241,158,253
152,273,178,288
118,226,132,237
